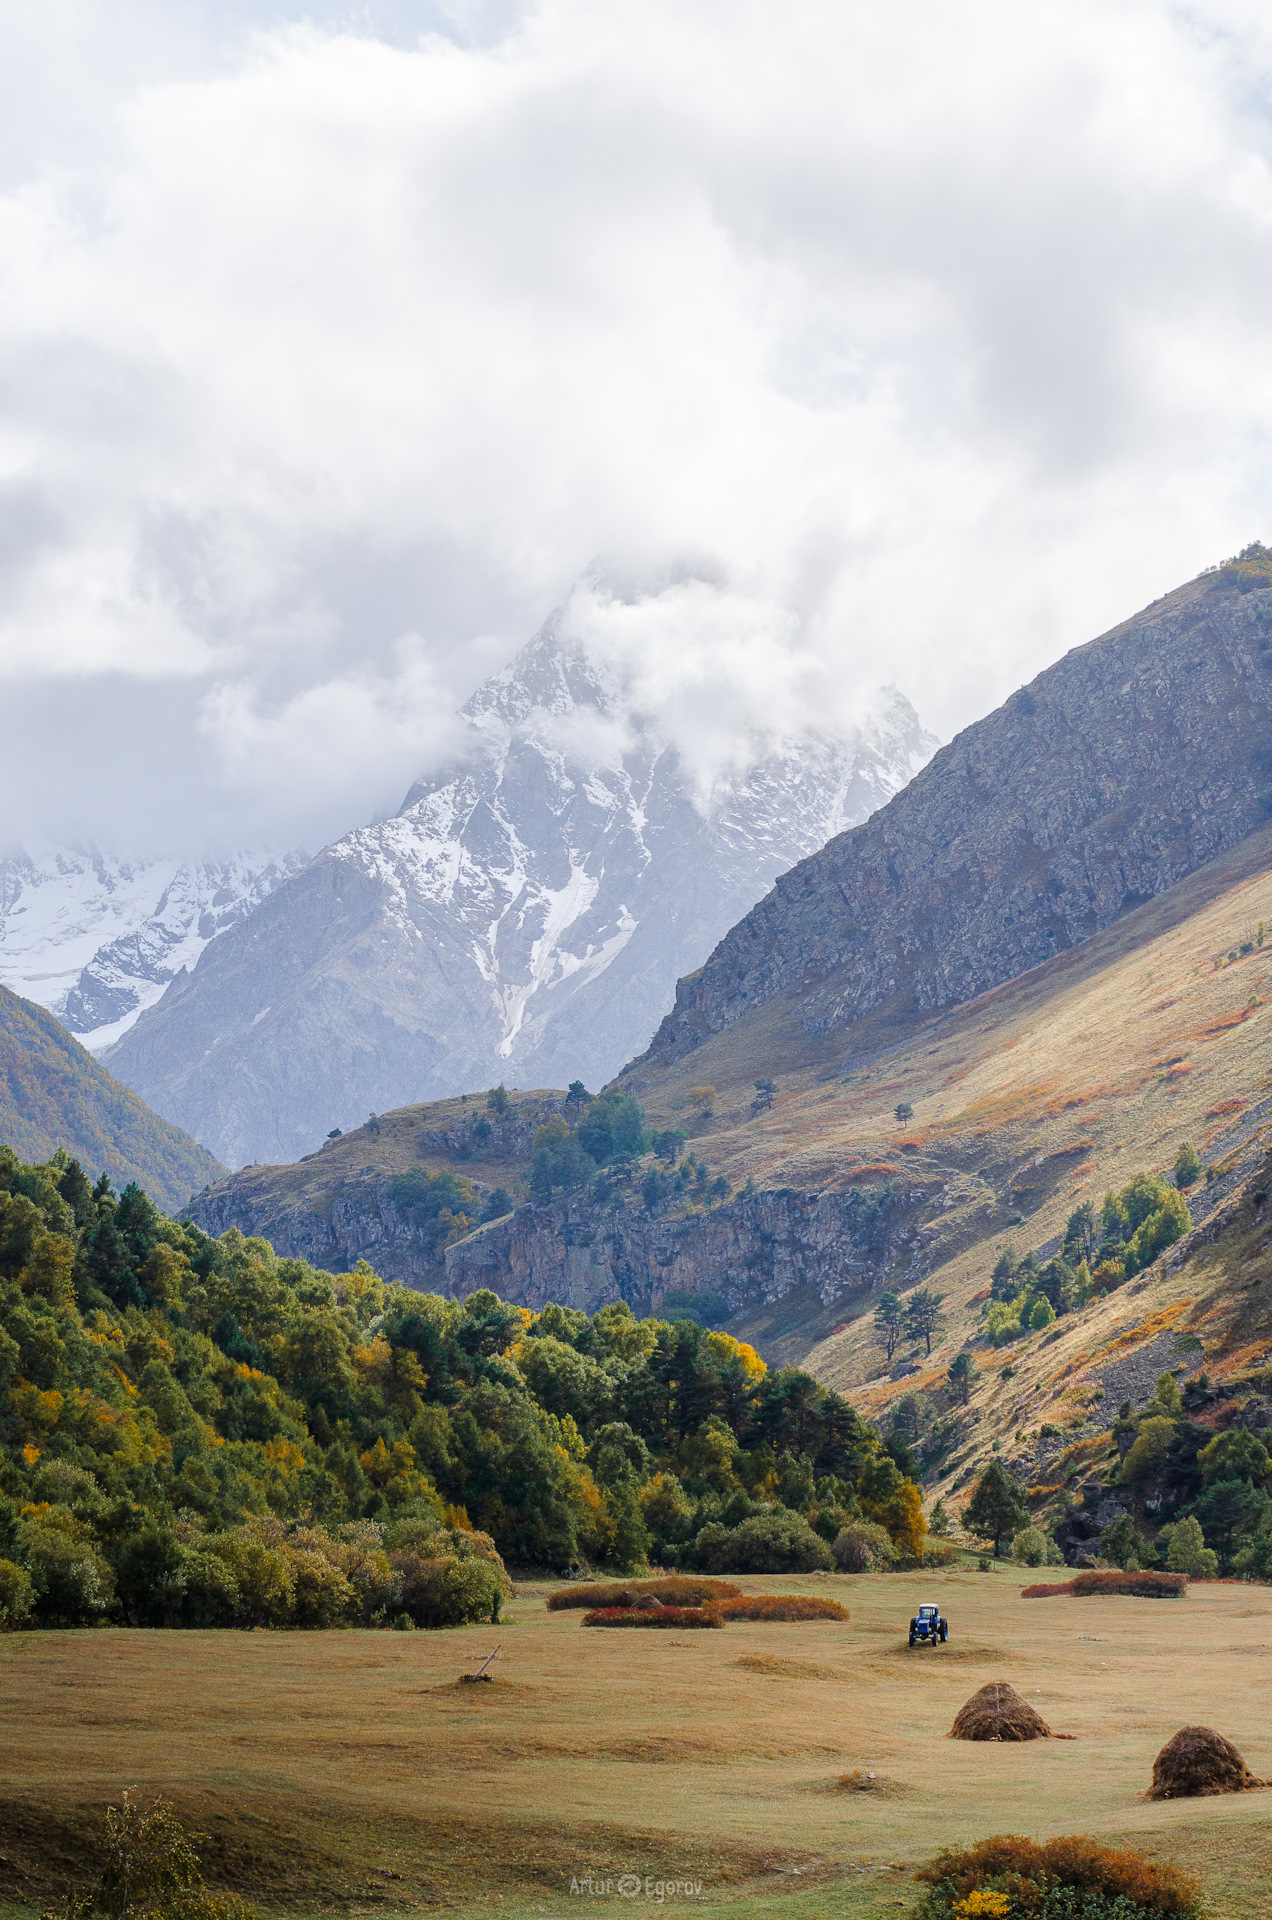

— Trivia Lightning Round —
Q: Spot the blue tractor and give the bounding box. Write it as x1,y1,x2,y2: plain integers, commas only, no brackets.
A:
908,1602,948,1648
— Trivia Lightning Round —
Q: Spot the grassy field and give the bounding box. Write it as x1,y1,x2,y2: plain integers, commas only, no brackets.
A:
4,1570,1272,1920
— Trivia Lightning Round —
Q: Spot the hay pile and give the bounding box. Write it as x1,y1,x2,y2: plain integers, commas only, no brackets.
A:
1147,1726,1266,1800
949,1681,1051,1742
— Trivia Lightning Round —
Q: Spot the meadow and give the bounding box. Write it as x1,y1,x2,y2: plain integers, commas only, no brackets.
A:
3,1569,1272,1920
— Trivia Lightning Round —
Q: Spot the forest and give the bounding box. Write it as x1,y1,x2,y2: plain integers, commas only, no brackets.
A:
0,1143,925,1631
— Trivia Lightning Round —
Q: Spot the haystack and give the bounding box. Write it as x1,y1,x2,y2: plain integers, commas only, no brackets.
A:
1147,1726,1266,1800
949,1681,1050,1742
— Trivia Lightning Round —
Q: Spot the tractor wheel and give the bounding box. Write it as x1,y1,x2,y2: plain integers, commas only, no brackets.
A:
908,1636,917,1647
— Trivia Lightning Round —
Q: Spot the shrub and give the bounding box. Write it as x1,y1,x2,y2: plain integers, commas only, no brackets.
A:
0,1557,35,1629
43,1790,256,1920
391,1552,505,1628
1097,1514,1146,1570
1158,1516,1219,1578
582,1605,723,1628
547,1576,739,1611
706,1595,849,1622
915,1833,1203,1917
1019,1581,1073,1599
1023,1570,1186,1599
1071,1568,1186,1598
1011,1526,1061,1568
693,1510,834,1574
832,1520,897,1572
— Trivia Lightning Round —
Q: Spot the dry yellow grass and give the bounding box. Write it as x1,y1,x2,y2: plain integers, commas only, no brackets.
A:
4,1572,1272,1917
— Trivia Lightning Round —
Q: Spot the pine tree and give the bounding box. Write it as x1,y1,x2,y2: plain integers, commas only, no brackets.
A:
947,1351,974,1404
903,1287,944,1356
963,1460,1029,1556
872,1292,905,1361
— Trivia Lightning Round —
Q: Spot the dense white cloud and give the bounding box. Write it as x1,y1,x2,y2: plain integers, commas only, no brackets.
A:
2,0,1272,851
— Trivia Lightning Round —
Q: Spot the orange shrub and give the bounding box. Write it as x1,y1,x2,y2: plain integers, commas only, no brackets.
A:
706,1595,848,1622
915,1833,1202,1916
1022,1571,1187,1599
548,1576,739,1611
1071,1570,1187,1598
582,1606,723,1628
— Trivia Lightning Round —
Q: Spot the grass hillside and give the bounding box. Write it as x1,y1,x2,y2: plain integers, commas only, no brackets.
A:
620,822,1272,1349
0,984,224,1212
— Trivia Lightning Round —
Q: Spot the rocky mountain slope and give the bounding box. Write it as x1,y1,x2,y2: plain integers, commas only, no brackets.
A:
187,795,1272,1559
0,847,307,1049
107,602,933,1169
0,983,225,1210
635,554,1272,1078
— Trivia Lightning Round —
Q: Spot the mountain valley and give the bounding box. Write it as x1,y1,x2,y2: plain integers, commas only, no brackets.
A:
187,559,1272,1518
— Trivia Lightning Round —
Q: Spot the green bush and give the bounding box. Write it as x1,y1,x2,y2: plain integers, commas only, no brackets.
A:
831,1520,897,1572
0,1557,35,1629
391,1551,504,1628
1157,1516,1218,1578
1012,1525,1062,1568
694,1508,833,1574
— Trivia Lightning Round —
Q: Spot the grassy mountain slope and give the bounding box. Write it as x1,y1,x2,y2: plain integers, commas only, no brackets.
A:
0,983,225,1212
619,824,1272,1358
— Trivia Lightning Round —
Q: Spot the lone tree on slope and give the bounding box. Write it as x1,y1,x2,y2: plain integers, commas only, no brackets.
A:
964,1460,1030,1557
947,1350,974,1405
872,1292,905,1362
903,1287,945,1356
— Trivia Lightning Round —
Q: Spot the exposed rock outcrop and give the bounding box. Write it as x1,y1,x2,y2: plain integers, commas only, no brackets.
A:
635,568,1272,1070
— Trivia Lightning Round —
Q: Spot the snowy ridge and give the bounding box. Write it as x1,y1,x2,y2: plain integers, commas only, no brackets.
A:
103,599,938,1167
0,848,308,1048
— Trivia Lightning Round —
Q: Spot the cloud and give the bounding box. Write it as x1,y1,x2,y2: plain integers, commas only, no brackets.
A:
2,0,1272,851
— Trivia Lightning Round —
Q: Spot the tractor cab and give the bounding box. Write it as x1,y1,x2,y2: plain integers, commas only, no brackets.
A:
908,1602,948,1647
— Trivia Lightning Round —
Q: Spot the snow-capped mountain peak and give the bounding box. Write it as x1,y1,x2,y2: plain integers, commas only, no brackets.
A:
0,847,308,1049
101,606,937,1167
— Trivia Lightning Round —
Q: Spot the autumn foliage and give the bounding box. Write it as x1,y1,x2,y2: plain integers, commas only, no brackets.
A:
705,1595,848,1622
915,1834,1203,1917
1021,1570,1187,1599
582,1605,723,1628
548,1576,740,1611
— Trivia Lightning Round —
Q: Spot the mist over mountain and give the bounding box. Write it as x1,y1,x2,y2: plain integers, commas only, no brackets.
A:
633,554,1272,1077
104,605,935,1168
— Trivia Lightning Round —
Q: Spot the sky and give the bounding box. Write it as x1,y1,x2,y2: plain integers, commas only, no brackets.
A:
3,0,1272,854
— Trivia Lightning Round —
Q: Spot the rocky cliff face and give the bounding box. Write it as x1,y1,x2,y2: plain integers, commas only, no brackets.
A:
636,566,1272,1070
190,1146,918,1330
107,597,934,1168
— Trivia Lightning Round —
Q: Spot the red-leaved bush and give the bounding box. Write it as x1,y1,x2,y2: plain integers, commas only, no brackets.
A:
706,1595,849,1622
581,1606,723,1628
548,1577,739,1611
1022,1570,1187,1599
915,1833,1202,1916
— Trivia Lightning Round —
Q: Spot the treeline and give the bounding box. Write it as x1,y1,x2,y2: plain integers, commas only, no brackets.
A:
981,1164,1193,1348
1100,1368,1272,1577
527,1084,731,1212
0,1143,926,1629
